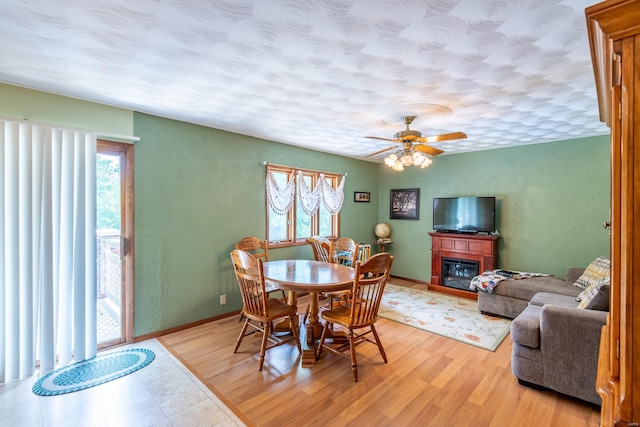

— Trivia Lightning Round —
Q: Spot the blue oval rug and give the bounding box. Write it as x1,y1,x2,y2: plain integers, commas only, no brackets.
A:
32,348,155,396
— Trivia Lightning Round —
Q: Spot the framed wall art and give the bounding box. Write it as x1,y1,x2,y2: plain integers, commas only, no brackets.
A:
390,188,419,220
354,191,370,202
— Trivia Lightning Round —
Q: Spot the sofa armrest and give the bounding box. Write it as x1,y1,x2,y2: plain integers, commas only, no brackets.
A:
565,267,585,284
540,304,607,404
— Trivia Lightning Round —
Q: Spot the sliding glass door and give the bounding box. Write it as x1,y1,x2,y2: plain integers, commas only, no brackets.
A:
96,140,134,348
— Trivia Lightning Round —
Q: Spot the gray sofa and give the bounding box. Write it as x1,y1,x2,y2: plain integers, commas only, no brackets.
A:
477,267,585,319
510,292,607,405
478,267,609,405
476,267,608,405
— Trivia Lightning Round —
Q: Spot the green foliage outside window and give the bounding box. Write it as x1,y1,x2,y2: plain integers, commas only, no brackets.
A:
97,154,120,230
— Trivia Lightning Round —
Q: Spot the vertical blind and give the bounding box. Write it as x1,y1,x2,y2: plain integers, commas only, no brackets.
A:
1,120,97,383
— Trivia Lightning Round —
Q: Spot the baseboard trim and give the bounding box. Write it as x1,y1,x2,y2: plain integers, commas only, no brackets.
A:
133,310,241,343
389,275,429,285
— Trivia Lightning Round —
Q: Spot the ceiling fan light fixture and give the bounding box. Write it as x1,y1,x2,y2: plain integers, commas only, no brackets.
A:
384,148,432,170
384,153,398,167
420,157,433,168
400,153,414,166
371,115,464,171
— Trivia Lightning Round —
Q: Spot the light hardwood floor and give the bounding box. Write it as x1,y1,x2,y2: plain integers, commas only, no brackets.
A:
158,279,600,427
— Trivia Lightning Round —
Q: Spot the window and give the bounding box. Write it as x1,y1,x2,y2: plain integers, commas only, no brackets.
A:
266,165,340,247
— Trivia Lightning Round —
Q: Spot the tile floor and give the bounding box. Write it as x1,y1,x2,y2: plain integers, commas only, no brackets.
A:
0,339,245,427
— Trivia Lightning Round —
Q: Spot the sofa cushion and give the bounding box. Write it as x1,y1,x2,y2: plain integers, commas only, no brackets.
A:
573,256,610,291
510,305,542,348
577,277,610,311
566,267,586,284
491,276,581,301
529,292,579,309
477,292,530,319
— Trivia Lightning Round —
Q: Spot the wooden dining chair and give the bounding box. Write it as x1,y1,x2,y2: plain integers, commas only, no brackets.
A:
230,249,301,371
235,236,269,260
307,236,332,263
235,237,285,321
316,252,394,381
325,237,360,309
329,237,359,267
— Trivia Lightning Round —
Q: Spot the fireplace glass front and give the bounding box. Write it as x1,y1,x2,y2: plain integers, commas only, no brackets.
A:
442,257,480,293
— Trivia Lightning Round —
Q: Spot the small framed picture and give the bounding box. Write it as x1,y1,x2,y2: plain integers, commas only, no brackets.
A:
390,188,420,220
354,191,370,203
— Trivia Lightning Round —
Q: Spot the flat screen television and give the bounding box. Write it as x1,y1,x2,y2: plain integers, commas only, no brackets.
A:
433,196,496,234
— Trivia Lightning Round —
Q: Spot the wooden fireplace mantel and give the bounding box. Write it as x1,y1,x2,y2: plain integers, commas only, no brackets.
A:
428,232,500,298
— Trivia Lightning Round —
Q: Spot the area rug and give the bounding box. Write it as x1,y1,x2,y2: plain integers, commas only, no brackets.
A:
379,284,511,351
32,348,155,396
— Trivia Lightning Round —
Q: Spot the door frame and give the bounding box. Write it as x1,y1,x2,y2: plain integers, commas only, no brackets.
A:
97,139,134,348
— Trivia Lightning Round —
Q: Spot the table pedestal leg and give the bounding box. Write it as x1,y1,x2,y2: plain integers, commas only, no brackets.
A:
306,292,323,341
270,289,328,366
300,291,323,366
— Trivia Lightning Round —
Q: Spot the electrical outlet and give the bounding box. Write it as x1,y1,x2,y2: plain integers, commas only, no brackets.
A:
220,294,226,305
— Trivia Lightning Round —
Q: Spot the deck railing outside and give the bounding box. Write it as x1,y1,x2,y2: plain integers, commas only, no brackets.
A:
97,231,122,343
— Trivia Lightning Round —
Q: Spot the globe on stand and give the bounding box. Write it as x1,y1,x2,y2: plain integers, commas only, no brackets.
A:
375,223,390,239
374,223,392,251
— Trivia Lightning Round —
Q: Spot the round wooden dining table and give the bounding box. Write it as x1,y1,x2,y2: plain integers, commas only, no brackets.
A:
263,259,355,365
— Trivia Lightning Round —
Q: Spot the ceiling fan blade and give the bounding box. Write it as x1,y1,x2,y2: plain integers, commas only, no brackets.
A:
365,136,400,142
414,144,444,156
418,131,467,143
366,145,397,158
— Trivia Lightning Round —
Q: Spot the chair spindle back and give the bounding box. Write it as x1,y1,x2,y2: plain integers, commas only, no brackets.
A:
330,237,359,267
307,236,332,263
231,249,268,318
349,253,394,328
235,237,269,262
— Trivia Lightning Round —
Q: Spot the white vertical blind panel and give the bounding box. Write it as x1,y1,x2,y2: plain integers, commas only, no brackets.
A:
18,124,34,379
31,127,44,374
57,131,75,365
72,134,86,362
38,134,55,372
84,135,97,358
0,122,4,382
50,130,62,370
3,122,20,381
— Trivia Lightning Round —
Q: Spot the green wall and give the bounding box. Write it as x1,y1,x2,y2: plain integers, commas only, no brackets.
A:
377,136,611,281
1,83,612,338
0,83,133,135
132,112,380,335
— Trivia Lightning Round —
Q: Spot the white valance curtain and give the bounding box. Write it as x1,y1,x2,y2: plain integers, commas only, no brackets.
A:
297,171,322,215
1,120,97,383
320,173,345,214
265,168,345,215
266,170,296,215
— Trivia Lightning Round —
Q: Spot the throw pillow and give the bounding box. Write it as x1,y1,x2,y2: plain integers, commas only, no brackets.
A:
577,277,610,310
573,256,610,291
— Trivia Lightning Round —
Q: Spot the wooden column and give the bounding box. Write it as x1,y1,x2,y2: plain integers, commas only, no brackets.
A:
586,1,640,425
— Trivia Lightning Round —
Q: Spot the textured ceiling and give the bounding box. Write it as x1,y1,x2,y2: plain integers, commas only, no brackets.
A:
0,0,609,162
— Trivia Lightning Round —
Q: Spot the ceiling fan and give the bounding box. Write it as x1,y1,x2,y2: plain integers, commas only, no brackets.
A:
365,116,467,170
